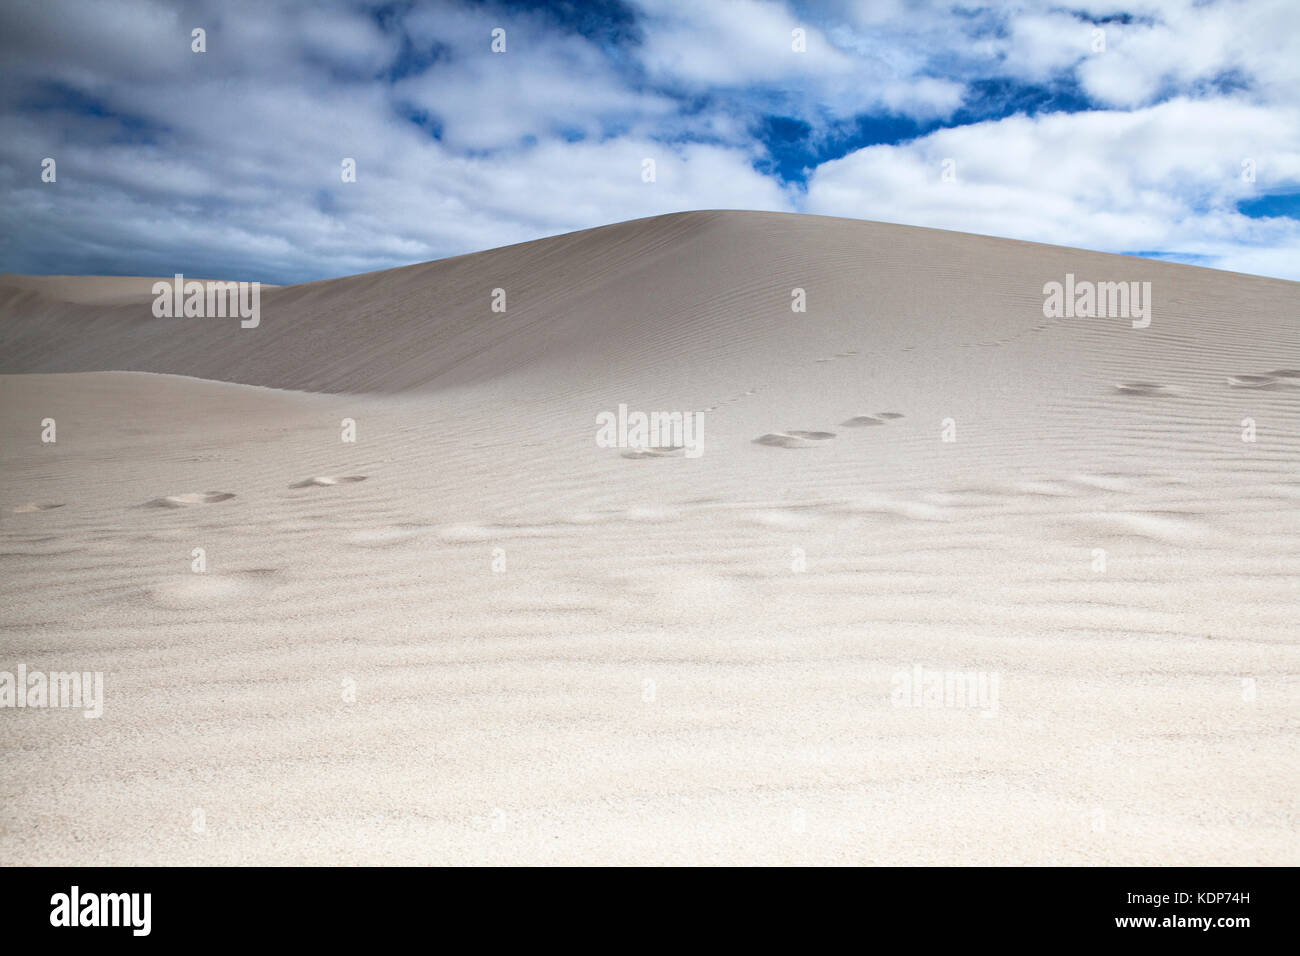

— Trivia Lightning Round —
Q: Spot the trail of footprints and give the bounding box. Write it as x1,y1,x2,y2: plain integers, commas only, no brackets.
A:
754,411,903,449
747,364,1296,450
1114,368,1300,397
8,475,372,611
9,475,369,515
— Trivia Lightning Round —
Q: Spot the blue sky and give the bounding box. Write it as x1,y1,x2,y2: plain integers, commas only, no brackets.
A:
1,0,1298,284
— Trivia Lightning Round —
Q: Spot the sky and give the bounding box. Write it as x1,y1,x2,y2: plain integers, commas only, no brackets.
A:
1,0,1298,284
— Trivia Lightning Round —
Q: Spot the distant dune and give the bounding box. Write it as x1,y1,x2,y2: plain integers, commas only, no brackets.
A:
4,210,1295,393
2,211,1297,865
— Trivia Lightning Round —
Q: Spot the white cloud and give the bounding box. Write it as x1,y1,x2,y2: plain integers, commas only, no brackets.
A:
635,0,856,86
634,0,967,121
804,97,1300,277
0,0,1297,283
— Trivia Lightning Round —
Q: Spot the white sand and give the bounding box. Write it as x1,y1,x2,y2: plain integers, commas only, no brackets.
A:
1,211,1297,865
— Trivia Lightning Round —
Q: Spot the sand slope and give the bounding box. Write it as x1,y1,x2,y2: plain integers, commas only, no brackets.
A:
4,210,1296,395
1,211,1297,865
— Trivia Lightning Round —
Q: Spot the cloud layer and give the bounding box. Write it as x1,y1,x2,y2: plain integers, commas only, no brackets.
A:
0,0,1297,283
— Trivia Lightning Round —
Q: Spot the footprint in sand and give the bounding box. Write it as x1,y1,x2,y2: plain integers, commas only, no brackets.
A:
144,492,236,508
1227,374,1277,389
1114,382,1173,396
841,412,904,427
754,431,835,448
621,447,684,459
289,475,368,488
12,502,64,513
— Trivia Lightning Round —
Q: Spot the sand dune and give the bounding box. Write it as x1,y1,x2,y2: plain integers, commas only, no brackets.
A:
1,211,1297,865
